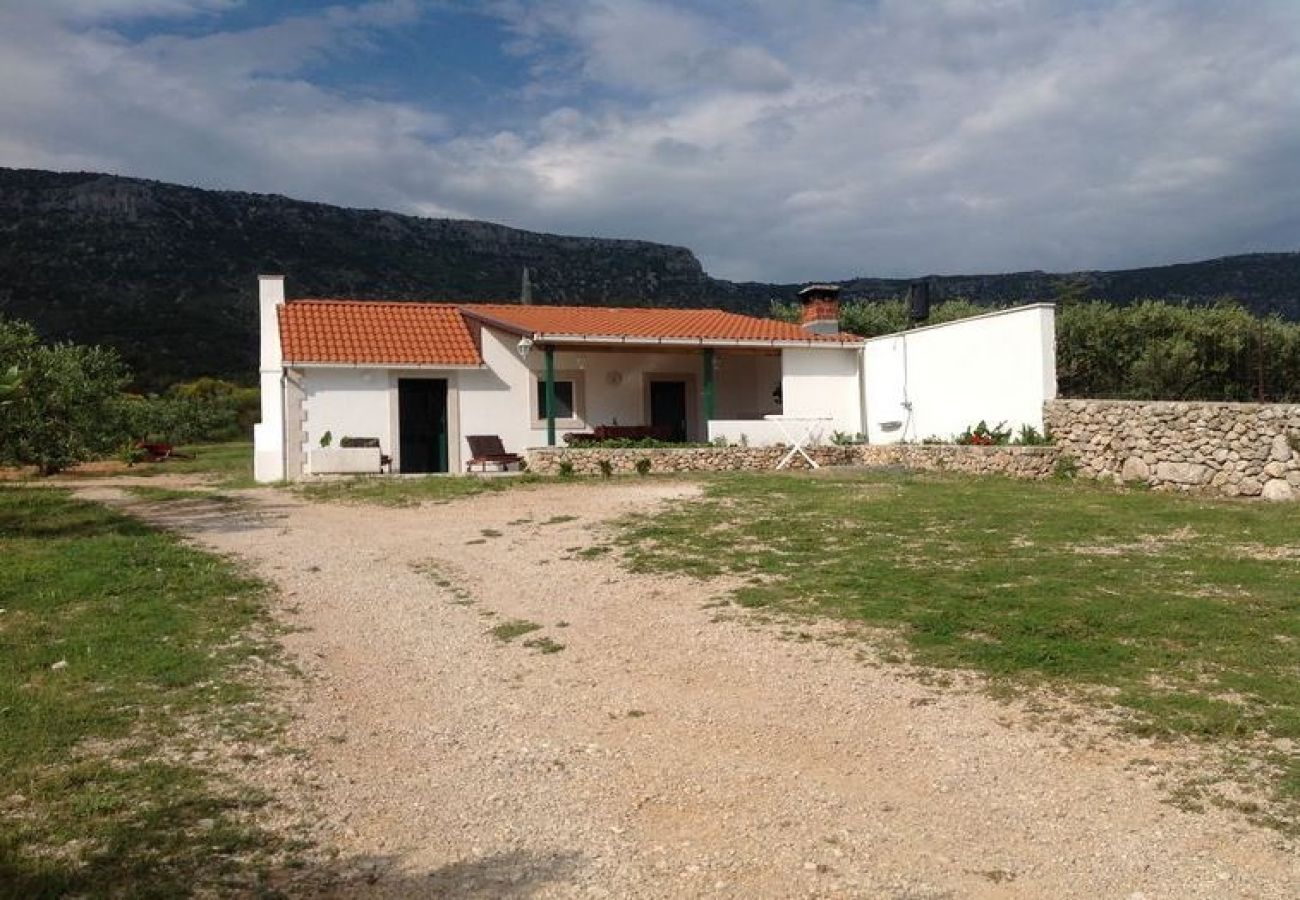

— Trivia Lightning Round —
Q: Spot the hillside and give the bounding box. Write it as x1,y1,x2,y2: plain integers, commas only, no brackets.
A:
1,167,1298,387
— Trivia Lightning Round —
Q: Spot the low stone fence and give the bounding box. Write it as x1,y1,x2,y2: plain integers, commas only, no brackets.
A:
856,444,1061,479
525,445,857,475
527,402,1300,502
1045,399,1300,500
524,443,1059,478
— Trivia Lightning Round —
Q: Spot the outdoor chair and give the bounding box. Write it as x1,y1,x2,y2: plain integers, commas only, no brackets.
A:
466,435,523,472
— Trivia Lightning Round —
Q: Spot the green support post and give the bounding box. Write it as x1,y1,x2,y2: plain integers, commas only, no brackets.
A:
544,345,557,447
702,347,716,427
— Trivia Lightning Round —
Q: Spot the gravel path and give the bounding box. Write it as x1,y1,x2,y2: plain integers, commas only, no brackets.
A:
78,480,1298,898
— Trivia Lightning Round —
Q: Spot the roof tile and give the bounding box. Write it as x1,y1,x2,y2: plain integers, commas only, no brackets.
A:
460,304,860,344
277,299,858,367
279,301,482,366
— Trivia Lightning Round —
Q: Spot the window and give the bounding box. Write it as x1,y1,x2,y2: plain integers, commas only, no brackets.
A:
536,378,575,420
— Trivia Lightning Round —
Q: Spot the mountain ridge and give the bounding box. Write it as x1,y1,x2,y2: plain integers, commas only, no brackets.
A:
2,167,1297,387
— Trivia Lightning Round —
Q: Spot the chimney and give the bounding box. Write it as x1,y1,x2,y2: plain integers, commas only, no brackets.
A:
797,283,841,334
254,274,286,484
258,274,286,371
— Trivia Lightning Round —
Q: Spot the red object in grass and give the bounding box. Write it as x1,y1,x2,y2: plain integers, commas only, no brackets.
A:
136,442,175,462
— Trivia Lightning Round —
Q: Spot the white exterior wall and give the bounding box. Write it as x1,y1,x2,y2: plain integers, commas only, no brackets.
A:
457,327,533,458
707,419,795,447
515,345,716,446
779,348,864,435
301,369,394,471
716,353,782,420
253,275,286,483
458,334,785,450
863,303,1057,444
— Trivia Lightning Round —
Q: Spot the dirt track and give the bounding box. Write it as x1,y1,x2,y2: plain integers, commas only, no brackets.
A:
79,480,1299,898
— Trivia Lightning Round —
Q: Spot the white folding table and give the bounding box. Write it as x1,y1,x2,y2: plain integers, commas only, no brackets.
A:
764,415,832,469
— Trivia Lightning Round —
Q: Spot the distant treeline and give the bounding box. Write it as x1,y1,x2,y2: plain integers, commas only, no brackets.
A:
775,299,1300,403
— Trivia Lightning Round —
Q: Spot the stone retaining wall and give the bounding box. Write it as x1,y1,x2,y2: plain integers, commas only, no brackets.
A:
525,444,1059,478
525,445,857,475
1045,399,1300,500
856,444,1061,479
528,402,1300,502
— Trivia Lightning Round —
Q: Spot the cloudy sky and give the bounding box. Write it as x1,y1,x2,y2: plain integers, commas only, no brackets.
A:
2,0,1298,281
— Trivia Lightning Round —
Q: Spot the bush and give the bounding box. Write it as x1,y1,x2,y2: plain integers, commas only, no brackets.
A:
0,318,133,475
557,460,575,478
1013,425,1052,446
955,420,1011,446
634,458,652,476
820,295,1300,402
1053,455,1079,480
597,459,613,478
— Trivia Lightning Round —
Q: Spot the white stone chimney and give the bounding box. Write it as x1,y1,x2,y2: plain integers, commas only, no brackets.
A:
253,275,286,482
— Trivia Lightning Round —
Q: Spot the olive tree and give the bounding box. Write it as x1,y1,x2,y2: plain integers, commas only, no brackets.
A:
0,318,132,475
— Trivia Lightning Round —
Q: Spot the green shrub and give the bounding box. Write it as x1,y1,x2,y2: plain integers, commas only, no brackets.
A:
557,460,575,478
634,458,652,476
955,420,1011,446
597,459,613,478
0,318,132,474
1013,425,1052,446
1053,455,1079,480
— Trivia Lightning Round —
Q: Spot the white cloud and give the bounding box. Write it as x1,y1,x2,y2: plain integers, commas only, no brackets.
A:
1,0,1298,281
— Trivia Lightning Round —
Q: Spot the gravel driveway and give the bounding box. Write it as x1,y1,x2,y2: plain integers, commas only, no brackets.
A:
82,479,1298,898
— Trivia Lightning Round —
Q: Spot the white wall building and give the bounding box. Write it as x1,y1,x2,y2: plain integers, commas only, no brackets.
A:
253,277,1057,482
253,278,864,481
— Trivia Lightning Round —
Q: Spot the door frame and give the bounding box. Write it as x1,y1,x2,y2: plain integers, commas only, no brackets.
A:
642,373,699,442
391,374,457,474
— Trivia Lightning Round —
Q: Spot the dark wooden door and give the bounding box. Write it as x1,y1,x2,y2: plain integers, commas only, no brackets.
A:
649,380,688,442
398,379,448,473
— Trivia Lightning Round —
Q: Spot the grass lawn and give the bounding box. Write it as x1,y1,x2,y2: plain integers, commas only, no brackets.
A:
42,442,258,489
297,472,556,506
122,441,256,488
617,470,1300,830
0,487,285,897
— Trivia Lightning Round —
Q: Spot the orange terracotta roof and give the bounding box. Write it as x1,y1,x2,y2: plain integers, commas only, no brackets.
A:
460,304,861,344
279,300,482,366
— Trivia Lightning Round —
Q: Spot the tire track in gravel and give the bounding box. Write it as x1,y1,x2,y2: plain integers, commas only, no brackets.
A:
79,480,1300,899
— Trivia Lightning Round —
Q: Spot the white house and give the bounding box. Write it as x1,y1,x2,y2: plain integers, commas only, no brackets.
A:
253,275,1057,481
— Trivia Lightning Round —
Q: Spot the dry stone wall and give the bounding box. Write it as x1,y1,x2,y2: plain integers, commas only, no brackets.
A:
525,444,1058,478
525,445,857,475
528,403,1300,502
1046,399,1300,500
856,444,1060,479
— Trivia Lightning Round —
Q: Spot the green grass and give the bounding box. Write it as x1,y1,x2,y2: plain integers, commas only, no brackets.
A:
617,470,1300,828
489,619,543,642
0,487,283,896
60,442,257,489
522,636,566,654
297,473,551,507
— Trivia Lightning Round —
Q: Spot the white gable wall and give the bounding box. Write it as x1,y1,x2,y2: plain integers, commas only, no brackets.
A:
862,303,1057,444
780,348,864,436
457,327,533,457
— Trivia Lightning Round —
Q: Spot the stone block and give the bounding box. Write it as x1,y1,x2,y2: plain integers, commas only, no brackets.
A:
1120,456,1150,482
1154,461,1207,485
1262,479,1294,502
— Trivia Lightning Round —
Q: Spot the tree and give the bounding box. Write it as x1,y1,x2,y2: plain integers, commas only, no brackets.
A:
0,365,20,406
0,318,132,475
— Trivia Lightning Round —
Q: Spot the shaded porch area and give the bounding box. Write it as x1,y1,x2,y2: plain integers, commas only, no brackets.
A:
528,344,783,446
